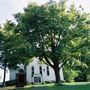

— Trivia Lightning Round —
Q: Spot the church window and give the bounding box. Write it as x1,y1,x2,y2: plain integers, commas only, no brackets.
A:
32,66,34,76
39,66,42,75
47,66,50,76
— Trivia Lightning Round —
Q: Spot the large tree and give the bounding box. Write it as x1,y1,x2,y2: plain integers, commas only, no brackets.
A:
0,20,30,87
15,2,89,83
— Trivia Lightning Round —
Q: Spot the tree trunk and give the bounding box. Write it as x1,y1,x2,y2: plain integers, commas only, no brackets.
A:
54,66,60,84
2,63,6,87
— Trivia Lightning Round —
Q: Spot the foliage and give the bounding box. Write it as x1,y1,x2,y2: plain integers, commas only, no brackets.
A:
0,20,31,69
63,62,78,82
14,2,89,83
0,20,31,87
63,57,88,82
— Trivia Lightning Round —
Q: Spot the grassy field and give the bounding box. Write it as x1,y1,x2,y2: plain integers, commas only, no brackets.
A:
1,82,90,90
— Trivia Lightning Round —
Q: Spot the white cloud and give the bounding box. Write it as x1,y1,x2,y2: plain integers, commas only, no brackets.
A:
0,0,31,24
74,0,90,13
0,0,90,25
67,0,90,13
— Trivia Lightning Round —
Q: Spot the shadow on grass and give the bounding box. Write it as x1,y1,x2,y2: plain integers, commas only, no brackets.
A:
6,82,90,90
49,83,90,90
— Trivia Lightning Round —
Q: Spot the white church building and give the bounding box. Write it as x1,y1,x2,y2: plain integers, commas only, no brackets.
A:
0,57,64,84
10,57,64,83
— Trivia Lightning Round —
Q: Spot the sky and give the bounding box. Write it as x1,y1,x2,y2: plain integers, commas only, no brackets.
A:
0,0,90,25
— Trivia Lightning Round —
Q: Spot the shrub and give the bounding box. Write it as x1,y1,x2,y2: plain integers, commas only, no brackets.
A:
64,69,78,82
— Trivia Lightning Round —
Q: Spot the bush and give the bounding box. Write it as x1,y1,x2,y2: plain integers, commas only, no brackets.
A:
87,75,90,81
44,81,51,84
5,80,16,86
74,73,87,82
64,69,78,82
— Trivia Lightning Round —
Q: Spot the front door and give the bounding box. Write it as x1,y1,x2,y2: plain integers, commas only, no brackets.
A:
18,74,25,83
16,69,25,87
34,76,41,83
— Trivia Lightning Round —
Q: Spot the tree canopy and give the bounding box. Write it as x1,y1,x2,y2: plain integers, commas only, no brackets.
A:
0,20,31,86
0,20,31,69
14,2,89,83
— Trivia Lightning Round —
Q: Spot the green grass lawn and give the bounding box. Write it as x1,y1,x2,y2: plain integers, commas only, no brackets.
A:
1,82,90,90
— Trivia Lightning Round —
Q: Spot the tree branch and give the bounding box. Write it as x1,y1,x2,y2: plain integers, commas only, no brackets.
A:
43,53,54,68
59,60,68,70
42,59,50,66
